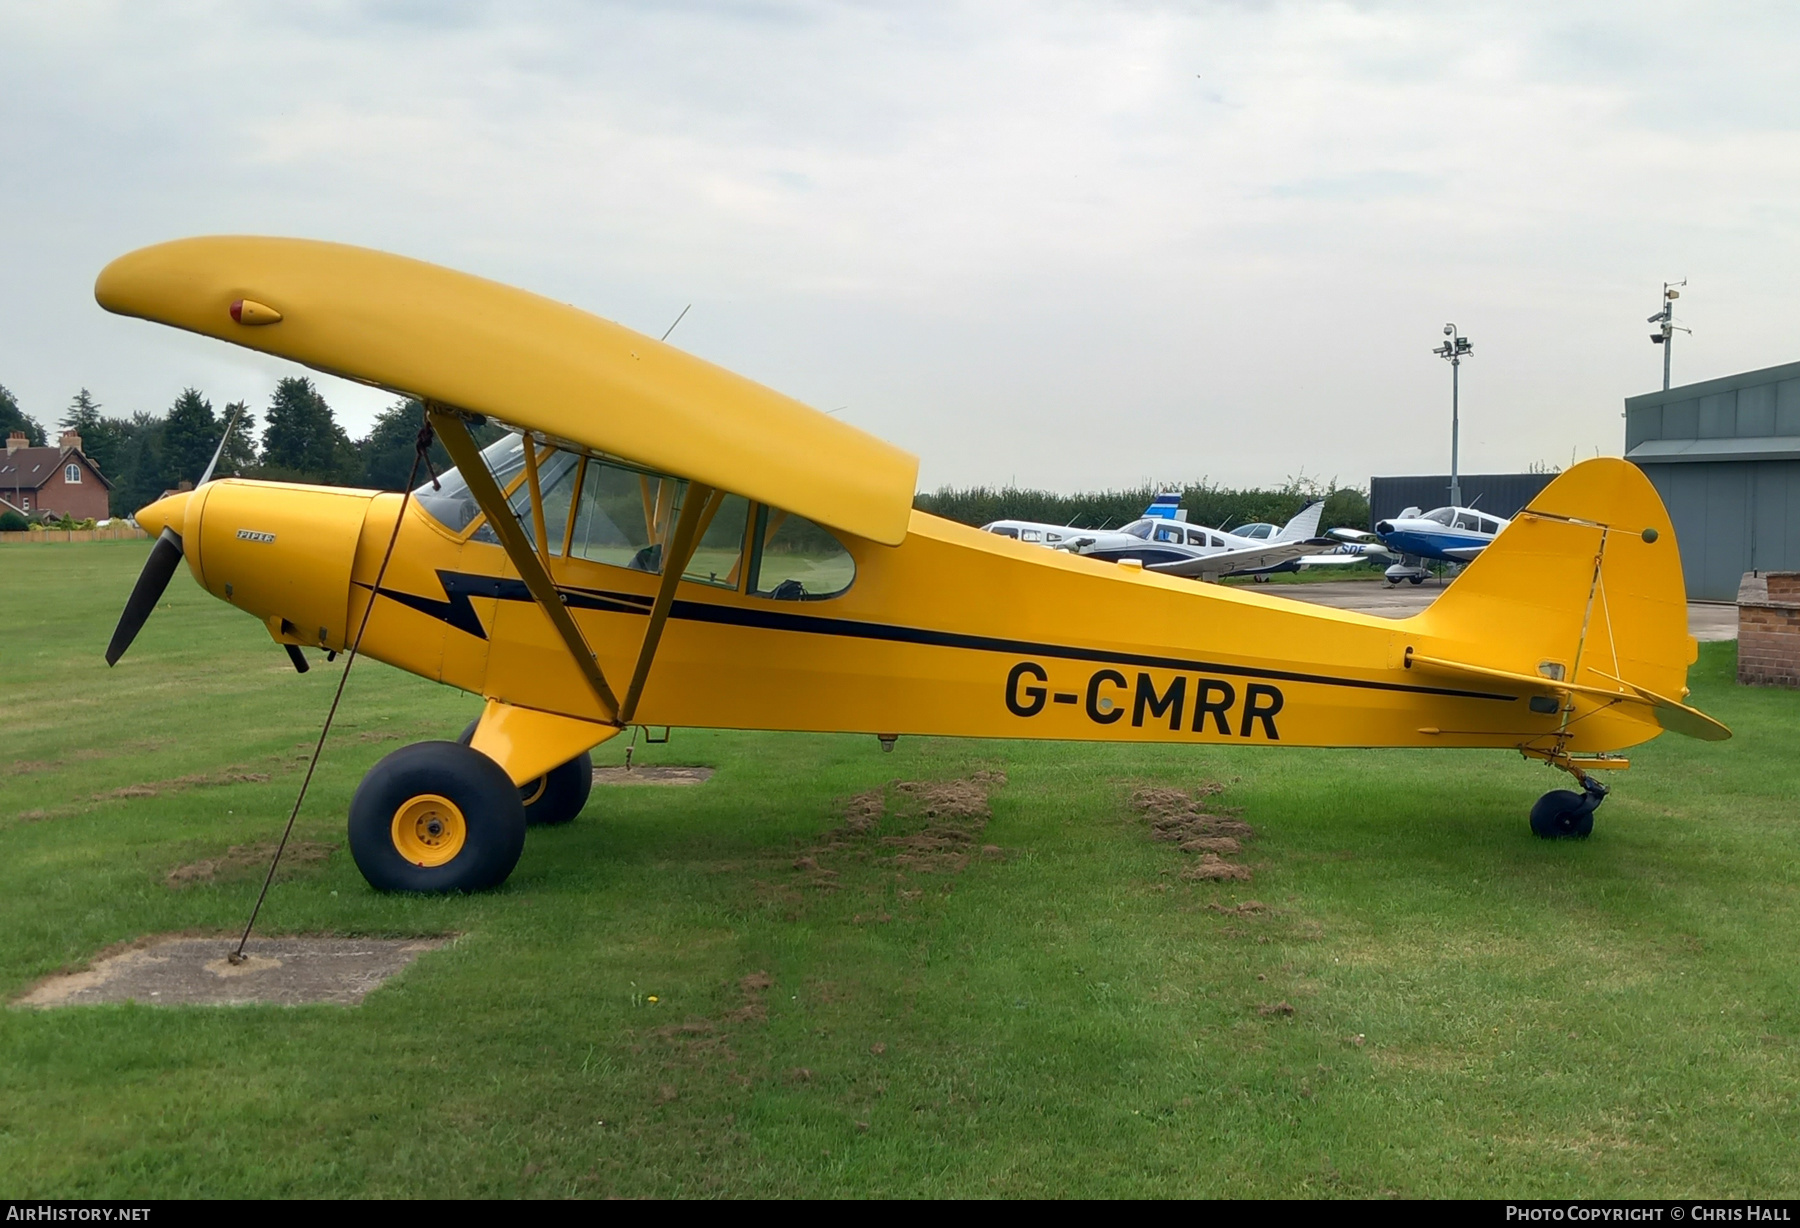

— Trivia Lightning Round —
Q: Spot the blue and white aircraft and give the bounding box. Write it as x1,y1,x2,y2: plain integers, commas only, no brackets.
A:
1328,505,1510,585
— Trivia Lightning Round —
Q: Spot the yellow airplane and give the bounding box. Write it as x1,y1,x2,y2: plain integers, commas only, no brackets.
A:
95,237,1729,894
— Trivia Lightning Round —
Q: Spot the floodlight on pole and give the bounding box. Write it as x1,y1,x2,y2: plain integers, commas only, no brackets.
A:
1432,323,1473,508
1648,280,1688,391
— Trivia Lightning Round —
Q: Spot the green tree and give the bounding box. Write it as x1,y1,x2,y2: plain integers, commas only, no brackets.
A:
358,399,464,491
260,377,336,473
258,376,361,483
161,388,221,487
56,388,132,481
1,383,46,447
217,401,260,475
110,412,170,516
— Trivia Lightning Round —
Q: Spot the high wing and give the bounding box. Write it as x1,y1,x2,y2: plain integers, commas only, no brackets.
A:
95,236,919,547
1147,538,1321,579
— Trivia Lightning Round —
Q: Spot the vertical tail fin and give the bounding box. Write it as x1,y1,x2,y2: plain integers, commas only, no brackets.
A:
1413,458,1704,734
1275,500,1324,542
1144,493,1182,521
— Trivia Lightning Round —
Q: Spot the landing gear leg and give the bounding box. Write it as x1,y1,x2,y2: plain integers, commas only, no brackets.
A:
1530,772,1608,839
458,718,595,826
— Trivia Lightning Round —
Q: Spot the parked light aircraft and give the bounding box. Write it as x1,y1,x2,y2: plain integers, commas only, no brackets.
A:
96,237,1727,894
1057,500,1328,582
980,492,1180,550
1330,505,1509,585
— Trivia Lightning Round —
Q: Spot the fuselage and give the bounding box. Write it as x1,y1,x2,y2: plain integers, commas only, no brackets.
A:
1375,506,1509,565
135,461,1662,759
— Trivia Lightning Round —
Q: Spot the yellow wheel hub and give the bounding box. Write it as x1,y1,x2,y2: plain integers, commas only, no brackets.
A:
391,794,467,867
519,775,548,807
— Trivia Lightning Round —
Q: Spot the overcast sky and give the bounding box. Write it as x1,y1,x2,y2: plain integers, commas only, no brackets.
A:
3,1,1797,494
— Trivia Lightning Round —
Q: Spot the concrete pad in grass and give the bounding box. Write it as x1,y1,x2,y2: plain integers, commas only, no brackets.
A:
14,936,449,1008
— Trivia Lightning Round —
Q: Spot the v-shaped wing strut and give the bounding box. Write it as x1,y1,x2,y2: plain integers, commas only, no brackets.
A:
618,484,722,725
430,406,622,723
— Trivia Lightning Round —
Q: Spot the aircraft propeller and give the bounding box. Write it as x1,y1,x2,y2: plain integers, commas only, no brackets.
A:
104,407,241,666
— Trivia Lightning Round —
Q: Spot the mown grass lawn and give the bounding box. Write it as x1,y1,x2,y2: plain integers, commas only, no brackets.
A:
1,540,1796,1198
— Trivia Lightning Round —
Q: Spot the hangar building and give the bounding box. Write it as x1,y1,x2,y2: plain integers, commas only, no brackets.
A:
1624,360,1800,601
1368,473,1553,527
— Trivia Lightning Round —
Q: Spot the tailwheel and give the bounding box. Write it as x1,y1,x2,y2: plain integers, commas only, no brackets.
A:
348,741,527,892
1529,776,1608,840
458,718,594,826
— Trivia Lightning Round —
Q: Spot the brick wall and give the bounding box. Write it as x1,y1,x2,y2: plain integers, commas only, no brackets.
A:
1738,572,1800,688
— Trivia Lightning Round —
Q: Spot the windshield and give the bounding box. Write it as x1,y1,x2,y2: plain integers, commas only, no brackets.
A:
1420,507,1455,526
414,433,527,536
1121,519,1153,540
1232,523,1275,540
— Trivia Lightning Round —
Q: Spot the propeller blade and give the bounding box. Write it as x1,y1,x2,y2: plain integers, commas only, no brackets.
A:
105,527,185,665
196,404,242,488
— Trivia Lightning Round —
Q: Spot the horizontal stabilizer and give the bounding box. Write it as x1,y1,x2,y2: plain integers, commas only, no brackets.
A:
1588,670,1733,742
1407,652,1731,742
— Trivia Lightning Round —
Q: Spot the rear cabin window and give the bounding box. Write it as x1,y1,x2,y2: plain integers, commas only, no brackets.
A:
749,506,854,600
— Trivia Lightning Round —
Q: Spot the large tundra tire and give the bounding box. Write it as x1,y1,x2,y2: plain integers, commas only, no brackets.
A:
348,741,527,893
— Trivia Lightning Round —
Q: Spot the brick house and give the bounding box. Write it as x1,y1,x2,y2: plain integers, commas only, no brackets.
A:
2,431,112,520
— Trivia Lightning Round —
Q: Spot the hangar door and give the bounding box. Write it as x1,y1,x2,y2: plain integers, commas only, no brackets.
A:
1646,460,1800,600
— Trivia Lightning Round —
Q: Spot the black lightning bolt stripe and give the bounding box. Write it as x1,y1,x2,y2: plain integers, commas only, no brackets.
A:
366,569,1514,702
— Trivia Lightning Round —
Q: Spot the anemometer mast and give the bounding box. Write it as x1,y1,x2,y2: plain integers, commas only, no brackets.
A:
1649,281,1688,391
1433,323,1473,508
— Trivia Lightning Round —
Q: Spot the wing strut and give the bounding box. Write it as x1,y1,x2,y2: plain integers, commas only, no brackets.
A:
429,406,622,723
618,484,724,724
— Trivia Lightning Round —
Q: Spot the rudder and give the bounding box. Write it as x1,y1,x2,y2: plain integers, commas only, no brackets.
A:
1412,458,1694,705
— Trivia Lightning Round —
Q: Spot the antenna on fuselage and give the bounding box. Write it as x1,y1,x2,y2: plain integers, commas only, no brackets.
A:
660,304,692,342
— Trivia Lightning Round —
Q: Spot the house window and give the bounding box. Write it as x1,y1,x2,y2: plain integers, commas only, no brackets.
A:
65,464,81,483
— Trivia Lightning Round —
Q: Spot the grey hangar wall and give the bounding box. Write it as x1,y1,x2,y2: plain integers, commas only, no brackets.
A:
1624,359,1800,601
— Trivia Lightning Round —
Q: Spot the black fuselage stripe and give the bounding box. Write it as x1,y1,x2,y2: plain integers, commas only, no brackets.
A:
368,573,1514,703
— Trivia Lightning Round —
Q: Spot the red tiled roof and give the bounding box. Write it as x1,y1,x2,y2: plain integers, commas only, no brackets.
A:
0,447,113,491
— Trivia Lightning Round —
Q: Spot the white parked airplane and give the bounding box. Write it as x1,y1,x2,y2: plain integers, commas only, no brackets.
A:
1052,499,1329,582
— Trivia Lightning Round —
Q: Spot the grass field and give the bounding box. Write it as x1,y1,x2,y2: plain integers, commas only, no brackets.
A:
2,540,1797,1198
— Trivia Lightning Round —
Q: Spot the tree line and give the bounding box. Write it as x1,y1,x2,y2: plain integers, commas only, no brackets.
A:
915,478,1370,534
4,375,1370,532
2,377,456,517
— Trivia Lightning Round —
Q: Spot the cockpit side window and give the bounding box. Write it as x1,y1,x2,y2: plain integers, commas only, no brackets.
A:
567,457,679,572
1021,528,1042,542
748,505,855,600
988,525,1020,539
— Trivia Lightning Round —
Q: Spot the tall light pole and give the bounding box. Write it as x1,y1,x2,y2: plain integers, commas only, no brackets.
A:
1433,324,1472,508
1648,280,1688,391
